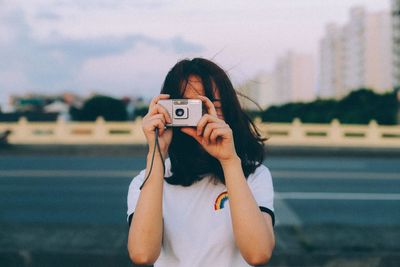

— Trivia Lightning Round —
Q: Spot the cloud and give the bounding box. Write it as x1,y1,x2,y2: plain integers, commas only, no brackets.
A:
0,6,204,95
169,36,204,53
41,34,203,60
77,43,189,97
53,0,170,10
35,11,61,20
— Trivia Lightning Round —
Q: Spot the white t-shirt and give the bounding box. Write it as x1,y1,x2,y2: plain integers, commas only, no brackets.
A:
127,158,274,267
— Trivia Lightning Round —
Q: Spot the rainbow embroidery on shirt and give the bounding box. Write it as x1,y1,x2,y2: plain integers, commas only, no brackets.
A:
214,191,229,210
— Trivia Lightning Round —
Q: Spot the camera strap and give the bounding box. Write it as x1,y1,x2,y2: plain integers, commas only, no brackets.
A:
139,128,166,190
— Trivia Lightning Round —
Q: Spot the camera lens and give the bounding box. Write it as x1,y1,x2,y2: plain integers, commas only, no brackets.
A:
175,108,185,117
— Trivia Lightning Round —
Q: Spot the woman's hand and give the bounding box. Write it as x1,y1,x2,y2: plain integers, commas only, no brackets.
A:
142,94,173,158
180,96,238,163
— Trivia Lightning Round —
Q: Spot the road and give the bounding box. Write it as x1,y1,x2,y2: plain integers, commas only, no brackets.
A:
0,155,399,226
0,154,399,266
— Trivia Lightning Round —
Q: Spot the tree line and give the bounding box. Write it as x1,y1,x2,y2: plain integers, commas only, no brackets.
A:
70,88,399,125
258,88,399,125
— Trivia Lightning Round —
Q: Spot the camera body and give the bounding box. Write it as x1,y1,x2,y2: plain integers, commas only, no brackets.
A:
158,99,202,127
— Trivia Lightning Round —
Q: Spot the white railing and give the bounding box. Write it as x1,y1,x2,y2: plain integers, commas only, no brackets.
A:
0,117,399,147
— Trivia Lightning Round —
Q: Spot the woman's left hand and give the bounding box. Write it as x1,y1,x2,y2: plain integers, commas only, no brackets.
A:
180,96,238,163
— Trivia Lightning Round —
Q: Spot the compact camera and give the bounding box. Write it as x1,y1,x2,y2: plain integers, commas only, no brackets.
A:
158,99,203,127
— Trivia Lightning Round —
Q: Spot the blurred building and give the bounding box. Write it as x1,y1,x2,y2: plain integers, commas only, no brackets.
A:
10,94,48,113
275,51,315,103
44,99,72,121
319,24,345,99
237,72,278,110
393,0,400,88
319,7,392,99
0,92,84,122
238,51,315,110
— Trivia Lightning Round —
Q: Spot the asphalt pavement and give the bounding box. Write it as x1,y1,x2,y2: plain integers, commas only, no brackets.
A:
0,151,399,266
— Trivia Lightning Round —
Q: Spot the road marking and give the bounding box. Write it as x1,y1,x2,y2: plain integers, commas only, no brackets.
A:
276,192,400,200
271,170,400,180
266,160,367,170
274,199,302,226
1,170,399,179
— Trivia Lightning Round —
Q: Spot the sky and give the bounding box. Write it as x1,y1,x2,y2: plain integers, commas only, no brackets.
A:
0,0,390,108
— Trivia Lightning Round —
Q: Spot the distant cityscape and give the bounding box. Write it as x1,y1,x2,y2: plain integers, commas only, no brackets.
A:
239,1,400,110
0,2,399,117
0,92,147,122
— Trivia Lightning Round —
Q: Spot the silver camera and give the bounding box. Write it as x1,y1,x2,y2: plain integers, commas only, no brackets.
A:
158,99,203,127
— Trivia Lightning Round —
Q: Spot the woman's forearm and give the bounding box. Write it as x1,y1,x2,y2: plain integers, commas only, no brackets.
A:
127,152,165,265
221,156,275,266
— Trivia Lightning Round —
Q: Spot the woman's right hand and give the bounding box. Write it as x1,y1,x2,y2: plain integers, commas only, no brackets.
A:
142,94,173,158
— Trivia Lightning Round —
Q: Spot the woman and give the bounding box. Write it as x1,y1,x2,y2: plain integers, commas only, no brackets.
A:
127,58,275,266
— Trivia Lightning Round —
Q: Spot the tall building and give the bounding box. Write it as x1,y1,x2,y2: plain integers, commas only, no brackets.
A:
275,51,315,103
319,24,345,98
342,7,367,94
393,0,400,88
363,10,392,92
319,7,392,99
239,51,315,110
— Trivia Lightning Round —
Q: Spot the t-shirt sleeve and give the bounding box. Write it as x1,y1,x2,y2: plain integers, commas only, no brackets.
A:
247,164,275,225
126,169,146,224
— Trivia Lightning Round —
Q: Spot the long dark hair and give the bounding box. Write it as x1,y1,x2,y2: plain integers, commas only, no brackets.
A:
161,58,267,186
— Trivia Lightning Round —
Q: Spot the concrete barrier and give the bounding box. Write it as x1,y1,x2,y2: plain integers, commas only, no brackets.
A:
0,116,399,148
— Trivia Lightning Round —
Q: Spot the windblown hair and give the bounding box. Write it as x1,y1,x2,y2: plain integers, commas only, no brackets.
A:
161,58,267,186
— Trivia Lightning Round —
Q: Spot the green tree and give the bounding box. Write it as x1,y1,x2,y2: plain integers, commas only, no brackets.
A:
261,88,397,125
70,95,128,121
335,89,397,125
